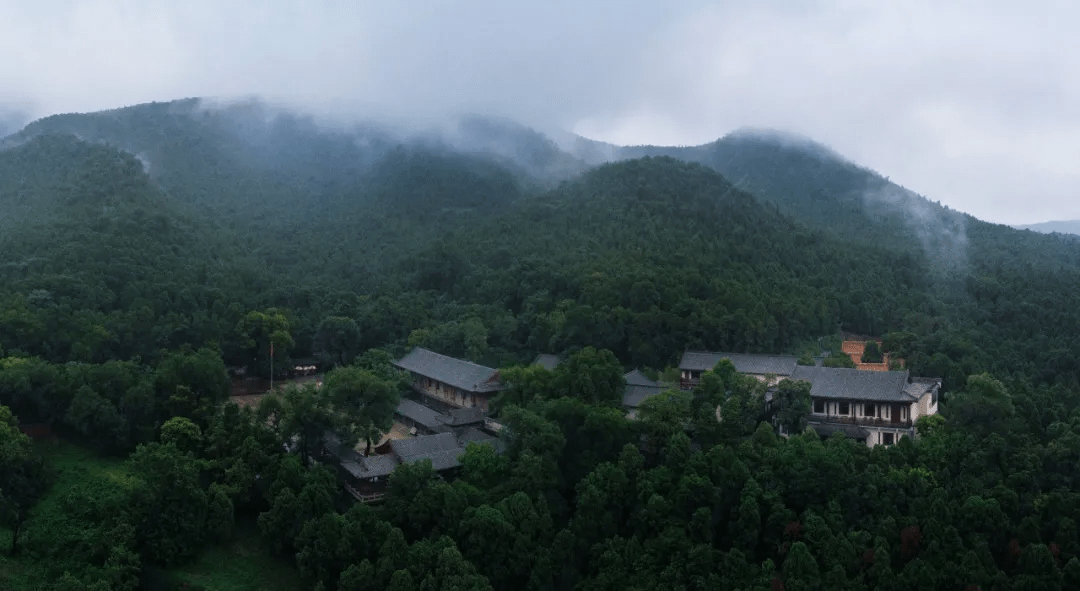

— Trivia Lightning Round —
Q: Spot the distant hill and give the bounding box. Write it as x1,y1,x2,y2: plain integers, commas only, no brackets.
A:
1015,220,1080,236
7,98,1080,387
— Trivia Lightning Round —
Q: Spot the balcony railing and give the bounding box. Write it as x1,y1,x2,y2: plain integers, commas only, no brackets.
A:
811,414,912,429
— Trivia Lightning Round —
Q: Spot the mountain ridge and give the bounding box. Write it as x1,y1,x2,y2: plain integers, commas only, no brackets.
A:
1015,219,1080,236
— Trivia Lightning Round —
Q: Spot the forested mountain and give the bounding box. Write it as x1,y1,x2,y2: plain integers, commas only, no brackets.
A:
5,99,1080,389
5,99,1080,589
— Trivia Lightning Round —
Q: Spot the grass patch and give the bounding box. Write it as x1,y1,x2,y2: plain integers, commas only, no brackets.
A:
157,516,303,591
1,439,301,590
0,438,130,590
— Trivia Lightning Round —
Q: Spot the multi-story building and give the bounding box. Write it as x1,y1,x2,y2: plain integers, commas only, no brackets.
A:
788,365,940,446
393,347,504,411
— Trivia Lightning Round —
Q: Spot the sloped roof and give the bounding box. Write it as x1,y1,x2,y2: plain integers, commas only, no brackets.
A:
351,454,399,479
396,398,447,430
391,431,461,460
679,351,800,375
790,366,914,402
679,351,726,372
442,405,486,427
621,369,666,408
403,448,463,471
394,348,503,393
457,426,504,453
903,379,940,399
532,354,561,370
458,426,496,444
325,432,401,479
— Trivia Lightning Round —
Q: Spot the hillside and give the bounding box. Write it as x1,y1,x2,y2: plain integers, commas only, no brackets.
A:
4,100,1080,392
6,99,1080,590
0,133,272,363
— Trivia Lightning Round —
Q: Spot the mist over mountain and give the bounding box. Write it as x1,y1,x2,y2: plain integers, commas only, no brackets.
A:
1015,220,1080,237
0,107,30,140
8,96,1080,590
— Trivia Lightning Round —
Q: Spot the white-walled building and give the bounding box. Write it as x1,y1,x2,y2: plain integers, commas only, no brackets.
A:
788,365,940,447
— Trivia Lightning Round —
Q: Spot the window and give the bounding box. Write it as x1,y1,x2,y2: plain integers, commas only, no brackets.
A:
864,403,876,417
883,432,895,445
901,406,909,421
813,399,825,414
839,402,850,415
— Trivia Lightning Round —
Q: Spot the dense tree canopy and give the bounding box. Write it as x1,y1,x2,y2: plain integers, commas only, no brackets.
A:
4,99,1080,588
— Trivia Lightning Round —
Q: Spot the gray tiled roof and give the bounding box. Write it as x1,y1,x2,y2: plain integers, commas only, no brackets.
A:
351,454,399,479
532,354,561,370
457,426,496,444
325,432,401,479
391,432,461,460
403,448,463,471
622,369,665,408
679,351,799,375
442,406,486,427
394,348,503,393
457,426,505,453
903,381,934,398
790,366,914,402
396,398,447,430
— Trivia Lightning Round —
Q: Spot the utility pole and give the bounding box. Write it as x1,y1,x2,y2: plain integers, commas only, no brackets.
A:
270,341,274,393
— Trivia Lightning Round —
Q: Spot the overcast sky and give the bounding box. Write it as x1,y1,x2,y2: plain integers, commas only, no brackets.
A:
1,1,1077,224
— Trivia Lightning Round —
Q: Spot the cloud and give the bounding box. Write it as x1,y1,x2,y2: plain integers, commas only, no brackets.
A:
1,1,1078,224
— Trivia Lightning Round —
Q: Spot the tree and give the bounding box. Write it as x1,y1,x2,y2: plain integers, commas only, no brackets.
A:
882,331,917,357
257,462,338,554
236,308,294,378
0,404,51,554
551,347,625,405
271,383,336,465
154,347,230,425
492,364,555,412
862,340,884,363
776,379,812,435
822,353,856,369
65,384,124,447
637,389,692,457
325,367,400,456
782,541,821,591
159,415,203,455
948,373,1015,437
313,316,362,368
126,439,217,564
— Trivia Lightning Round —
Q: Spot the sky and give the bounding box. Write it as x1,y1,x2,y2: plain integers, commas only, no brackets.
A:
1,1,1077,225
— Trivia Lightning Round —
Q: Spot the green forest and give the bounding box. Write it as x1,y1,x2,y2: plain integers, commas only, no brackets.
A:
3,100,1080,590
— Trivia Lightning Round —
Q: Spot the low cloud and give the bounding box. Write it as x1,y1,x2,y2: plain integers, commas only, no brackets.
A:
1,1,1078,224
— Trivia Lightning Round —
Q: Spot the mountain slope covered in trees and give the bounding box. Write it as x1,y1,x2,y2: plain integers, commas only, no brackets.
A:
4,99,1080,589
5,100,1080,391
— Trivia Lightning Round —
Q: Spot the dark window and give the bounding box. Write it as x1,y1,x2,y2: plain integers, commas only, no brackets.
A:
839,402,850,415
883,432,895,445
813,399,825,413
864,403,876,417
